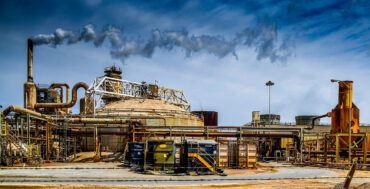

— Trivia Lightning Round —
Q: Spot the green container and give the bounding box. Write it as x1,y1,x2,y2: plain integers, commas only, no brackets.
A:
153,140,175,172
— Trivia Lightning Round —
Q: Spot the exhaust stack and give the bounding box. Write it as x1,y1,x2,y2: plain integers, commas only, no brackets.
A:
27,39,33,82
24,39,37,109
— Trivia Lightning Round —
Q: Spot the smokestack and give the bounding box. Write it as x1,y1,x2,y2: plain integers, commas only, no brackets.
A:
24,39,37,109
27,39,33,82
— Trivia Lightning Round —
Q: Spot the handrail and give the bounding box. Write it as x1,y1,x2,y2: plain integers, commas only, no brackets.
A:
188,153,215,172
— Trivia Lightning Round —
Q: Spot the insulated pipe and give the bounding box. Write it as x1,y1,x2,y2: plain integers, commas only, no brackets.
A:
35,82,88,109
27,39,33,82
65,118,143,125
3,105,52,120
49,83,70,103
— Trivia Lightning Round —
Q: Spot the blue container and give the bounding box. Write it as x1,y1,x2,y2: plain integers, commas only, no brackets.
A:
128,142,145,166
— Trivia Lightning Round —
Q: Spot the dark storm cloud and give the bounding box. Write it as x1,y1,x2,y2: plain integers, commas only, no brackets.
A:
0,0,369,57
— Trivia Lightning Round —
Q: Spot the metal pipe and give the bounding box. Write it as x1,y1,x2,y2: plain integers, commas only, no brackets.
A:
35,82,88,109
27,39,33,82
348,82,352,164
2,105,52,120
68,130,297,138
0,105,2,132
49,83,70,103
64,117,143,125
309,113,330,130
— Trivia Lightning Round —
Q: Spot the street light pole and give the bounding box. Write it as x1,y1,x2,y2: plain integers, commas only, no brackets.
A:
265,81,274,125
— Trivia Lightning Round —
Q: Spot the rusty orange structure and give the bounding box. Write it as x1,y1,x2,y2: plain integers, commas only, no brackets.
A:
314,80,369,164
330,80,360,134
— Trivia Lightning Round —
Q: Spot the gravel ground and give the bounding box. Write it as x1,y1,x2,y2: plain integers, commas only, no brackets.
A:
0,162,368,188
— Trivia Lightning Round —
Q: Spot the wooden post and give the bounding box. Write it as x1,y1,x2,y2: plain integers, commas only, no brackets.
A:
344,161,357,189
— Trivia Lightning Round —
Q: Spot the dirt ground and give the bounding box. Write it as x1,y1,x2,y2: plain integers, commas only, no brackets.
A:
0,180,367,189
0,153,369,188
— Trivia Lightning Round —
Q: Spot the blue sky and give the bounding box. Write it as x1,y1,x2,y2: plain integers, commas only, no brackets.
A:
0,0,369,125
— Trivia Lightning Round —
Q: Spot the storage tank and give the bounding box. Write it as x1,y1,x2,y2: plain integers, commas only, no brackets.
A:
80,67,204,151
252,111,260,123
295,115,320,125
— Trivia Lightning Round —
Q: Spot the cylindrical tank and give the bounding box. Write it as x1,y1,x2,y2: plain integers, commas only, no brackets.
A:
252,111,260,123
295,115,320,125
191,111,218,126
260,114,280,125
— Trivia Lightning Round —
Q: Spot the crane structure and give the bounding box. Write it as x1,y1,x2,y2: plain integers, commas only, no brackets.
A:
84,75,191,114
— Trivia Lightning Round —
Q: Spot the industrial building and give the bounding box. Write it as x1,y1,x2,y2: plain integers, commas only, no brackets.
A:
0,39,369,187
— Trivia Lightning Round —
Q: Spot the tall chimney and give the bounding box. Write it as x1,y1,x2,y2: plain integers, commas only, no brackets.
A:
27,39,33,82
24,39,37,109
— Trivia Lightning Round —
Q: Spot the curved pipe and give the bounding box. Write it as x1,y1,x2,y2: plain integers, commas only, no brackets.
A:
35,82,88,109
309,113,330,130
49,83,70,103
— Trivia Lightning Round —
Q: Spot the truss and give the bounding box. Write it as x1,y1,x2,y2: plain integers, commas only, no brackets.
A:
85,76,190,114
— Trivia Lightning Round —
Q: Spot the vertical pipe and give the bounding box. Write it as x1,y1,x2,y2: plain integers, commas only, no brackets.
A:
363,136,367,164
64,122,67,161
27,39,33,82
336,135,340,163
93,93,96,116
73,137,77,159
268,85,271,125
0,105,2,135
27,114,30,145
20,118,24,138
16,117,19,135
324,137,327,163
300,128,303,163
46,122,50,162
95,126,98,155
348,84,352,164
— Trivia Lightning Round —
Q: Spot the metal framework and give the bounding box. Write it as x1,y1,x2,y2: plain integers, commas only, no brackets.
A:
323,133,367,164
85,76,190,114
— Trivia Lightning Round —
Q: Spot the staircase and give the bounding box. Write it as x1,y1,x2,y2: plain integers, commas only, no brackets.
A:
188,148,217,173
2,121,28,157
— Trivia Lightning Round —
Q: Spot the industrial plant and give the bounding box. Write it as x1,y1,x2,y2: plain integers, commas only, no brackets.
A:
0,39,369,188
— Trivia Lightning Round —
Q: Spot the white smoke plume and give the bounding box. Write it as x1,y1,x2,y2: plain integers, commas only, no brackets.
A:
31,22,291,63
31,24,122,47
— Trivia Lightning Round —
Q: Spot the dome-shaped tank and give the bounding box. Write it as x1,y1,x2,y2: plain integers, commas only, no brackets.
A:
95,98,203,126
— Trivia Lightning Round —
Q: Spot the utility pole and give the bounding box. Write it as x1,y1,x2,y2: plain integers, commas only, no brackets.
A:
265,81,274,125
